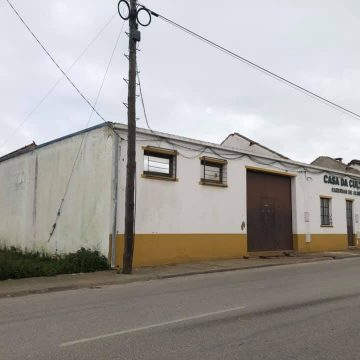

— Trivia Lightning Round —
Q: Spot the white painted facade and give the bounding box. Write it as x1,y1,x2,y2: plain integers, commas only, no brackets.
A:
1,123,359,260
114,125,360,242
0,125,113,255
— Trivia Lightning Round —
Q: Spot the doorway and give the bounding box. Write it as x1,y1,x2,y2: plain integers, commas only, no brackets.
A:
346,200,354,247
247,170,293,252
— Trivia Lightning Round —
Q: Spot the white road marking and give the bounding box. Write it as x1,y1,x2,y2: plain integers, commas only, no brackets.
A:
60,306,245,347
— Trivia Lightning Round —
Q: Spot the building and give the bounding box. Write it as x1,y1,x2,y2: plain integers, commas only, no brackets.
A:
347,159,360,172
311,156,360,175
1,123,359,268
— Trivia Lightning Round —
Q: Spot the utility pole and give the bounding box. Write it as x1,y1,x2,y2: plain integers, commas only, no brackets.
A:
123,0,139,274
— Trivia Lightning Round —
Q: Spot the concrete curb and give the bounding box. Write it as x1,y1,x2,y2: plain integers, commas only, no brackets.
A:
155,256,350,280
157,263,290,280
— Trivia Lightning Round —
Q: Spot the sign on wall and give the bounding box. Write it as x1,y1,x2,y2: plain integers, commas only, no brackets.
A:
323,175,360,196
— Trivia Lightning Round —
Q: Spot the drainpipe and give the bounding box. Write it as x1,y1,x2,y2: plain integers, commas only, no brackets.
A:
303,172,312,244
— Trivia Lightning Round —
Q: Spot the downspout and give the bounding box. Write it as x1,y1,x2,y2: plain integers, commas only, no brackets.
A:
302,172,312,245
111,133,120,268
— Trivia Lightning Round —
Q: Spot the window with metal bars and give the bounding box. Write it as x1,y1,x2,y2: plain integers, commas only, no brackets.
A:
320,197,332,226
143,147,177,180
200,156,227,187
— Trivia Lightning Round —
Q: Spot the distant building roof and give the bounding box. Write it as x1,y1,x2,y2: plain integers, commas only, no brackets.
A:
311,156,360,175
0,142,37,163
221,132,289,160
348,159,360,166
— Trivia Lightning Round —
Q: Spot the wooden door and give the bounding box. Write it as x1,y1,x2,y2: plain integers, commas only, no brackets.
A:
247,170,293,252
346,200,354,247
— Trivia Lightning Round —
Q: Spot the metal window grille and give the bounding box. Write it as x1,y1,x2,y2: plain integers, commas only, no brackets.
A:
200,158,227,185
320,198,332,226
143,149,177,178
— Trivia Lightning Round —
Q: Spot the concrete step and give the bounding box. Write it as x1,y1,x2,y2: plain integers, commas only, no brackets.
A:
247,250,295,259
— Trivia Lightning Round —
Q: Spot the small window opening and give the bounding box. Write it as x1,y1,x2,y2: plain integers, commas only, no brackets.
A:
320,197,332,226
200,157,227,187
143,147,177,180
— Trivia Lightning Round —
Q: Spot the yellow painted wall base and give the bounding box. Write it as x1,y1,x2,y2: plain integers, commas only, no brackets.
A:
110,234,248,268
109,233,352,268
293,234,348,252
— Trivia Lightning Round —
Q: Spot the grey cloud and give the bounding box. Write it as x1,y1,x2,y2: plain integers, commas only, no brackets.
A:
1,0,360,164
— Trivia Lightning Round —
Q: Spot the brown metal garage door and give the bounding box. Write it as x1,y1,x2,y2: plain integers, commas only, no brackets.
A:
247,170,293,252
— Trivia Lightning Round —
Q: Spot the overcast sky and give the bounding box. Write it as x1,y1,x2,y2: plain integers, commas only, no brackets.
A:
1,0,360,163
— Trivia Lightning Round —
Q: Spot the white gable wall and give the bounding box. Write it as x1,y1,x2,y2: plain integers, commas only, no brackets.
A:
0,126,114,255
222,133,285,160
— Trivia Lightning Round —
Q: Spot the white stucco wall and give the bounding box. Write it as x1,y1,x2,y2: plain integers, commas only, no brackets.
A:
2,124,359,257
116,134,246,235
301,172,360,236
115,128,360,244
0,125,114,255
290,170,360,238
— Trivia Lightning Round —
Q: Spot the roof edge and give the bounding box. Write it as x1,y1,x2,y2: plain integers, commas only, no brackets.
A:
114,124,360,179
1,122,360,180
221,132,289,160
0,123,109,164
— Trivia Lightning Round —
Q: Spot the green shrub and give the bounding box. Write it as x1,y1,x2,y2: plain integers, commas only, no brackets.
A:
0,247,110,280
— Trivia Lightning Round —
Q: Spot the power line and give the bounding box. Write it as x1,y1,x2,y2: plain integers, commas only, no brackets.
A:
136,63,207,158
7,0,347,179
48,26,124,245
5,0,113,128
134,36,336,167
141,3,360,122
136,66,251,160
0,11,117,151
86,20,126,129
134,10,360,171
135,78,337,165
136,63,246,159
136,67,152,131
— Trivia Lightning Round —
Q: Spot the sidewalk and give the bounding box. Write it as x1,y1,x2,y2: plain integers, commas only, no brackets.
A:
1,250,360,299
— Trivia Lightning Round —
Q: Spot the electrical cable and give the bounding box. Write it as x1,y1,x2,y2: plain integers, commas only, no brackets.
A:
136,67,153,132
140,3,360,123
136,83,351,173
48,25,124,244
5,0,114,129
7,0,359,178
133,6,360,175
133,6,360,168
136,66,230,159
165,140,209,159
135,32,282,161
0,11,117,151
209,147,246,160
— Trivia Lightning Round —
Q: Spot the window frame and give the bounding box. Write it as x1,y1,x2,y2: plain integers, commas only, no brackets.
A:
142,146,178,181
320,196,332,227
199,156,228,187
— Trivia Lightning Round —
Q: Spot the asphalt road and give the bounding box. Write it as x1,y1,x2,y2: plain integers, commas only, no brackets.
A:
1,258,360,360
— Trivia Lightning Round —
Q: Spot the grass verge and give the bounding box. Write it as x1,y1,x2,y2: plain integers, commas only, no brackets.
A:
0,247,110,280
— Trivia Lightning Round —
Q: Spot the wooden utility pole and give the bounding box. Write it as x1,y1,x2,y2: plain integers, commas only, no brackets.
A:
123,0,139,274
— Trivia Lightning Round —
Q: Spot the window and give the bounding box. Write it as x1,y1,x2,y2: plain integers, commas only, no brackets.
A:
320,197,332,226
143,147,177,180
200,156,227,187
